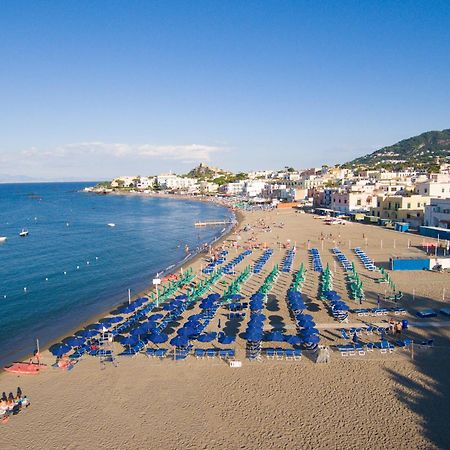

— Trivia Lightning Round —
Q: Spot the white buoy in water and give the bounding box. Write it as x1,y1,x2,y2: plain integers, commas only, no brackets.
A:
76,266,80,269
63,271,67,275
3,295,6,299
45,277,48,281
24,287,27,292
87,261,90,265
95,256,98,260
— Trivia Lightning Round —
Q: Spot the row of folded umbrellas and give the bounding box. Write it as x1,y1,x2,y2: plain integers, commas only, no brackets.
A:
253,248,273,274
310,248,323,272
281,248,295,273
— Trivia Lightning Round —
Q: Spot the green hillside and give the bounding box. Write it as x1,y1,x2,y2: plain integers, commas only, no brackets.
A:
342,129,450,171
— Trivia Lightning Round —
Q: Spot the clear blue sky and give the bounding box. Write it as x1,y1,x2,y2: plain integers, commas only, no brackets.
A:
1,1,449,180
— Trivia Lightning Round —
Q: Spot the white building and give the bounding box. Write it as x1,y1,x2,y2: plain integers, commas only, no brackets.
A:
415,174,450,198
111,176,137,188
424,198,450,229
243,180,267,198
157,173,198,190
219,181,246,196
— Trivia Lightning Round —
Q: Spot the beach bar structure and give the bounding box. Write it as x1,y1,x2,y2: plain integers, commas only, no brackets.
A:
390,255,450,270
419,226,450,240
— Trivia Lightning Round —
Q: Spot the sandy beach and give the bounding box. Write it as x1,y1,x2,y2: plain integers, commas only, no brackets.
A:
2,208,450,449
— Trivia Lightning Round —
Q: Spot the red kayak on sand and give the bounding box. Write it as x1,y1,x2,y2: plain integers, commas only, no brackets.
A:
3,362,48,375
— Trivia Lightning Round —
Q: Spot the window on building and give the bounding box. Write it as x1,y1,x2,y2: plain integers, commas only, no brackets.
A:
407,203,411,209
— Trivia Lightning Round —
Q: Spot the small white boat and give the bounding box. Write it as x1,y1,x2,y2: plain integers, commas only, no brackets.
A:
0,236,7,242
107,223,116,227
19,229,29,237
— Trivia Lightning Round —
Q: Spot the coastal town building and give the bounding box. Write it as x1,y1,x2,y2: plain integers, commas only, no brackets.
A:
331,191,376,213
415,173,450,198
424,198,450,229
371,194,431,228
157,173,198,190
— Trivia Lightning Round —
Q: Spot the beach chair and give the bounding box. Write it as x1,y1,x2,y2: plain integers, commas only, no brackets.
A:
275,348,284,360
285,349,294,360
218,349,227,359
226,349,235,359
293,348,302,360
336,345,350,356
206,348,216,359
145,348,155,358
416,309,437,318
266,348,275,359
366,342,375,352
340,329,351,340
194,349,205,359
154,348,167,359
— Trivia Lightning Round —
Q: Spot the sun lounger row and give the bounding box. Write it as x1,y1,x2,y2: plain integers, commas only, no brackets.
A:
194,348,235,359
416,309,438,318
145,348,168,358
354,247,376,271
253,249,273,274
351,306,406,316
336,340,396,356
263,348,302,360
332,248,352,271
309,248,323,272
281,249,295,273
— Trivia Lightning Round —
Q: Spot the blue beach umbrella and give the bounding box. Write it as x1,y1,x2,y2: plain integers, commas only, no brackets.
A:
63,336,85,347
120,336,138,346
197,332,217,343
148,332,168,344
286,335,303,345
218,334,235,344
50,343,72,357
303,335,320,344
149,313,163,321
170,335,189,347
75,329,98,338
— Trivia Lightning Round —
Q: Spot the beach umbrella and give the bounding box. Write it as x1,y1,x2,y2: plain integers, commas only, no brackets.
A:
117,304,135,314
197,332,217,343
218,334,235,344
170,335,189,347
50,343,72,357
149,313,163,321
120,336,138,346
303,335,320,344
148,332,168,344
140,321,157,332
207,293,221,301
100,316,123,324
265,331,285,342
177,326,196,338
285,335,302,345
85,323,105,331
75,329,98,338
63,336,85,347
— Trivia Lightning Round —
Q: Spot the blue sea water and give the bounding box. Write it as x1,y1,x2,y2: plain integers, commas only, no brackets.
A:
0,183,233,366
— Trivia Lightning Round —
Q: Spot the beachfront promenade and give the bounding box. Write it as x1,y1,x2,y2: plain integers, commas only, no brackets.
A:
2,209,450,449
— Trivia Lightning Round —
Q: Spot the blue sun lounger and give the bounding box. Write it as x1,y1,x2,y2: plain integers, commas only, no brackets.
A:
293,348,302,360
416,309,437,318
194,349,206,359
265,348,275,359
154,348,167,358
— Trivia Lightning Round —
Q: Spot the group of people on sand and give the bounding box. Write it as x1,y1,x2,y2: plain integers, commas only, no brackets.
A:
0,387,30,423
388,319,405,335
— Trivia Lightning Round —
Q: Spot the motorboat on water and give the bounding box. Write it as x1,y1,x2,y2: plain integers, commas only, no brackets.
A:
0,236,7,242
19,229,29,237
107,223,116,227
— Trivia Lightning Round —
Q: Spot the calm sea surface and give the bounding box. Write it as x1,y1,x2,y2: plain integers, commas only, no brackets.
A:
0,183,232,365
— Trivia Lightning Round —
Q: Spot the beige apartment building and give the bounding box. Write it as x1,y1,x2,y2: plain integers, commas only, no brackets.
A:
371,194,431,228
